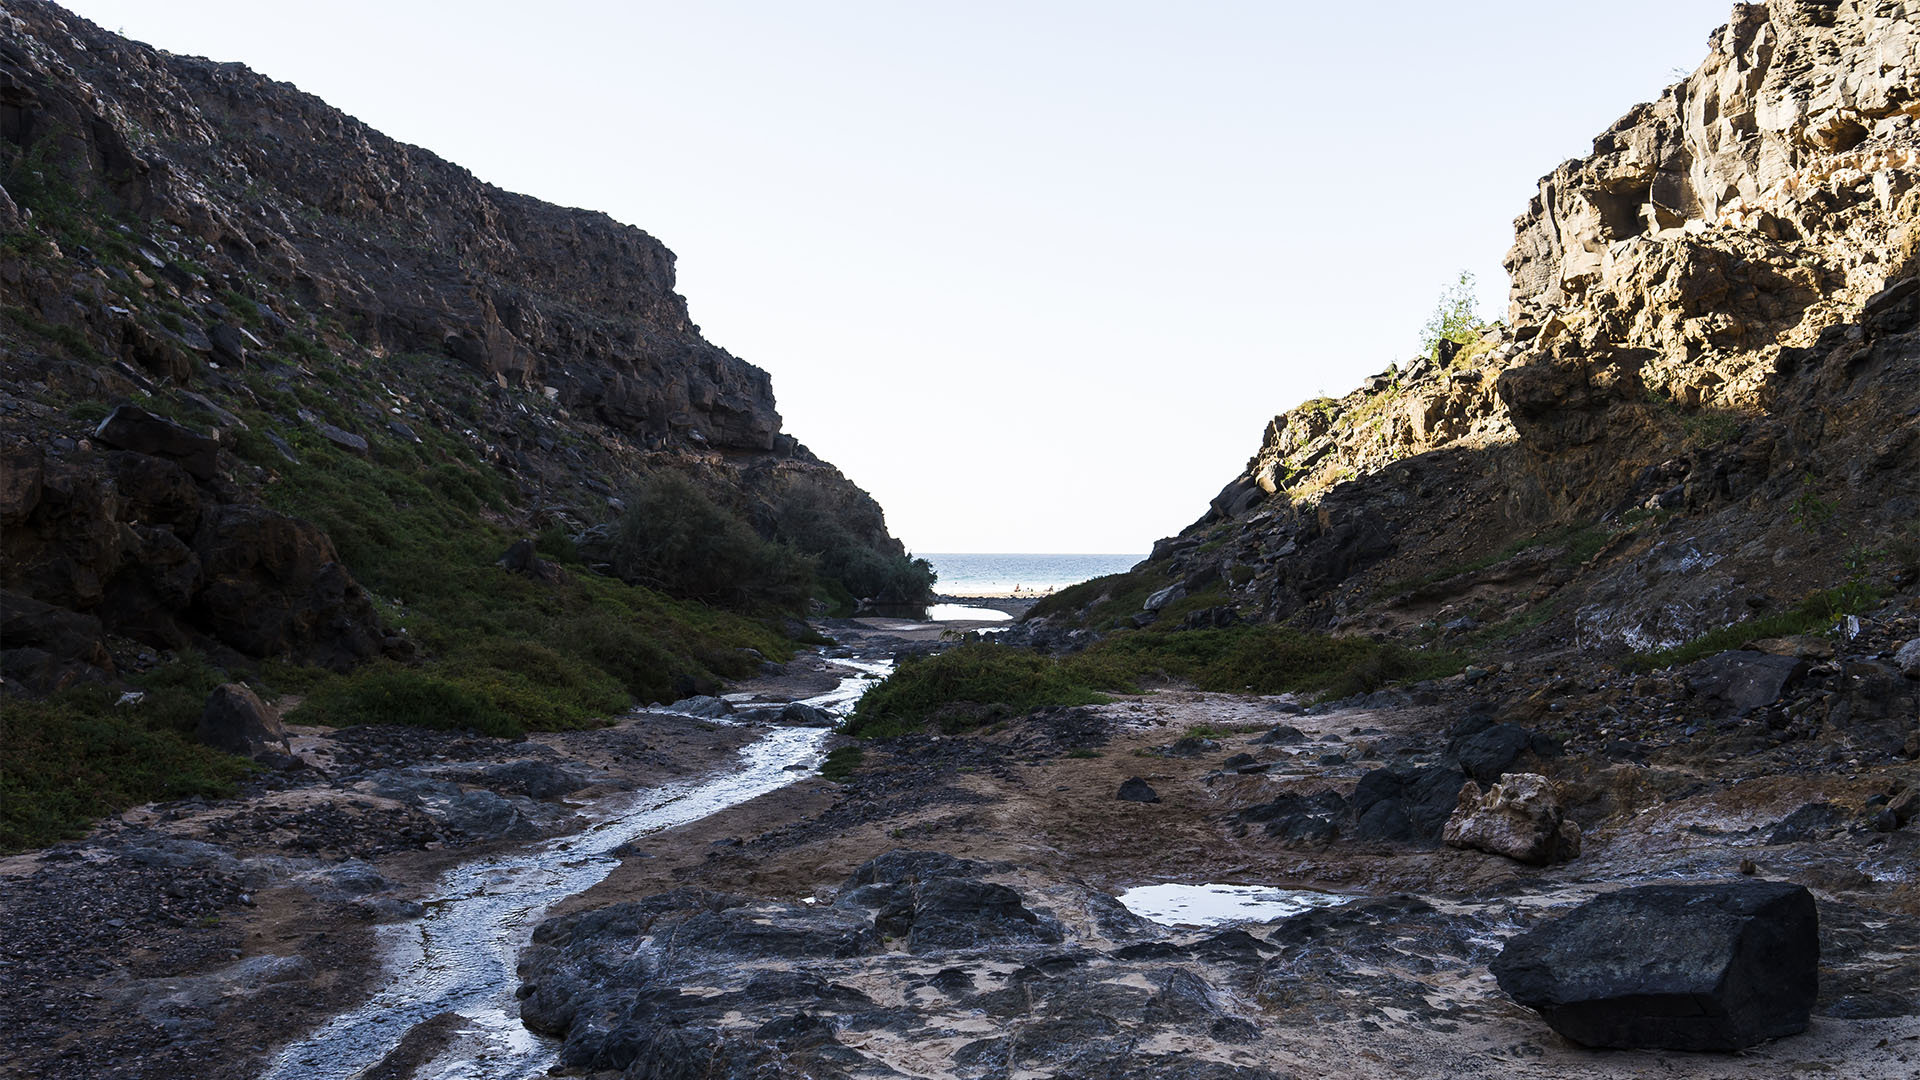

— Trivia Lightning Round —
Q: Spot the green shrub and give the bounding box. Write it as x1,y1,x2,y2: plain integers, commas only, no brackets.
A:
290,663,520,737
0,688,252,851
769,475,934,605
609,472,813,612
440,640,628,730
1419,270,1485,365
846,642,1111,738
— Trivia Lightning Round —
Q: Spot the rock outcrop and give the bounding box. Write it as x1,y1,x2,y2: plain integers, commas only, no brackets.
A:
0,1,917,690
1115,0,1920,658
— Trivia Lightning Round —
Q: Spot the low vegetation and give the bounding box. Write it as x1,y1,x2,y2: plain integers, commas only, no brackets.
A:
1624,581,1881,672
1419,270,1488,365
845,628,1464,740
0,655,251,850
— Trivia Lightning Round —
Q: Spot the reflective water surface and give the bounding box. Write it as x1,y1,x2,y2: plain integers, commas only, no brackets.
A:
1115,882,1353,927
262,659,889,1080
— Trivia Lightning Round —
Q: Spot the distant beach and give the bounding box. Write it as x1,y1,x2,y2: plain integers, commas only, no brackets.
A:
920,553,1144,598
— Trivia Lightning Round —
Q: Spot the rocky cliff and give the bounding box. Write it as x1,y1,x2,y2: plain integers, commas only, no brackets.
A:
1123,0,1919,661
0,0,917,692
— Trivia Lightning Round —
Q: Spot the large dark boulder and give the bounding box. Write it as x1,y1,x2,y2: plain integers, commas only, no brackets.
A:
92,404,220,481
1447,715,1560,787
1350,765,1462,841
1490,881,1818,1051
1685,651,1809,713
195,682,290,758
0,590,115,692
905,877,1062,952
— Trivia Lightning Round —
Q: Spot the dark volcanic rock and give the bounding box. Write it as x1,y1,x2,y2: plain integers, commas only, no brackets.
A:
1686,650,1810,713
92,405,219,481
1350,765,1462,841
1491,881,1819,1051
1117,777,1161,803
1447,715,1559,787
194,682,289,758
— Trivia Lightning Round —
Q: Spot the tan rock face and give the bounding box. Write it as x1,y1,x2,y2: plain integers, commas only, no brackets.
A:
1443,773,1582,866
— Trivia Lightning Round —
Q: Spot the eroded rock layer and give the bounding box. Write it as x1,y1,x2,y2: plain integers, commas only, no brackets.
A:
1124,0,1920,655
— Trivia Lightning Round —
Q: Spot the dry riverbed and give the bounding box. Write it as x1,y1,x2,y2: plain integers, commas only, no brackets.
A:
0,693,792,1080
554,683,1920,1080
4,629,1916,1080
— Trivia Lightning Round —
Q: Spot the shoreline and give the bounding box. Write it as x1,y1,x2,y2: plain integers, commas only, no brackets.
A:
933,592,1039,618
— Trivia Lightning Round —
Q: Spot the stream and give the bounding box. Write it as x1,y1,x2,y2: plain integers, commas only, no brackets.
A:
261,658,892,1080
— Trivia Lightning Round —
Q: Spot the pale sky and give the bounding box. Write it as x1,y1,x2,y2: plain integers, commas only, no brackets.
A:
61,1,1737,553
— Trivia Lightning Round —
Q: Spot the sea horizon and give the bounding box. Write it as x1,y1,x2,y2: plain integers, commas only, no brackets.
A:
919,552,1145,597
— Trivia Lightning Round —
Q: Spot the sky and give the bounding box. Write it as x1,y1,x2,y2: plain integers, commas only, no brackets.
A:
61,0,1738,554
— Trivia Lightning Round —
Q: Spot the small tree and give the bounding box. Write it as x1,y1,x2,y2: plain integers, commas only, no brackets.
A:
1419,270,1485,365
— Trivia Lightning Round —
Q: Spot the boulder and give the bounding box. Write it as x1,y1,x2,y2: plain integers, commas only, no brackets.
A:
665,695,733,718
1252,724,1307,745
192,504,386,669
195,683,290,758
1447,715,1561,787
93,404,219,481
0,590,115,692
1350,765,1462,841
1117,777,1161,803
902,877,1063,952
1142,584,1186,612
1443,774,1581,865
776,702,835,727
1897,638,1920,679
496,538,562,583
1491,881,1819,1051
1685,651,1808,713
207,322,249,366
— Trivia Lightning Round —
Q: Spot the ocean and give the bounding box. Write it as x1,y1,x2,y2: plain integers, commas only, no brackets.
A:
921,553,1146,597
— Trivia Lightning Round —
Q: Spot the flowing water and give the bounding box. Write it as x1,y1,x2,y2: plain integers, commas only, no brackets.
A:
261,658,891,1080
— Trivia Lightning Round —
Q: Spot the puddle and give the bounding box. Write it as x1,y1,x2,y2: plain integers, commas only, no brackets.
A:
1116,882,1353,927
262,658,890,1080
925,603,1011,622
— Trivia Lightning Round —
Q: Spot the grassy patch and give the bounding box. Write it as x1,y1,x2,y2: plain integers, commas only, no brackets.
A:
248,414,793,721
1078,625,1464,699
846,628,1463,740
0,683,253,851
819,745,864,782
845,642,1112,738
1624,581,1881,672
1024,562,1176,631
290,663,519,737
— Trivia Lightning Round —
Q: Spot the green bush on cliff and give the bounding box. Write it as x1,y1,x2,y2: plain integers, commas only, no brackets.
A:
1419,270,1486,365
769,475,935,608
607,472,814,613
